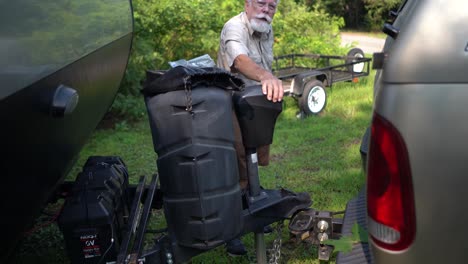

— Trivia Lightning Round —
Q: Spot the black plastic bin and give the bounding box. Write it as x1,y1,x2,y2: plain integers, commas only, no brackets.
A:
145,70,243,250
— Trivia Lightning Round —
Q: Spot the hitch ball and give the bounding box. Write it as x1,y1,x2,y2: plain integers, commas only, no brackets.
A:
317,220,329,232
317,232,329,242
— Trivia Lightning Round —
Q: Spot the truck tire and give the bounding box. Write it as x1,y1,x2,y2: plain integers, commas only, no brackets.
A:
346,48,365,73
299,80,327,115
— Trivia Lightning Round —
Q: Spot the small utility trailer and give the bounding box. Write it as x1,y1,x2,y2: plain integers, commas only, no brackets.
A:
273,48,372,116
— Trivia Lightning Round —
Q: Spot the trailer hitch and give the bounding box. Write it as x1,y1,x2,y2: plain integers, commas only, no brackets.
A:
289,209,344,261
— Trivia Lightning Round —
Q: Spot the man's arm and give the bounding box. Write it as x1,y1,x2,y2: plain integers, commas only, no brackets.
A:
233,54,283,102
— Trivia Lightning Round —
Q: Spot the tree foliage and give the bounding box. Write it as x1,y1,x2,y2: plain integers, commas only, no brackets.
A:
363,0,401,30
297,0,402,30
274,1,344,55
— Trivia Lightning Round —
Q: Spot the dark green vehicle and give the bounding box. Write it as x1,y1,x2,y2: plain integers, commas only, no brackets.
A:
0,1,133,262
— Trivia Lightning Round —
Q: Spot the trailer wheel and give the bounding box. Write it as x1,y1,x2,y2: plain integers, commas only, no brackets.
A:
299,80,327,115
346,48,365,73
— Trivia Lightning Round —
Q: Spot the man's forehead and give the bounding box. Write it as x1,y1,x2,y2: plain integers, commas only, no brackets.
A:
256,0,277,4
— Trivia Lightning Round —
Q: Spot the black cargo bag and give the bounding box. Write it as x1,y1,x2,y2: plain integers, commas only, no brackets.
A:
143,66,244,250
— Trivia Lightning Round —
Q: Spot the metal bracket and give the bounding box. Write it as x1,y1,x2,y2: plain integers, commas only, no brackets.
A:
289,209,344,261
318,244,334,261
116,174,159,264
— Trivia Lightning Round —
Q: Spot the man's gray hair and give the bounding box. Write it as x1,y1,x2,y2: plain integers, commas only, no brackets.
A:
247,0,280,4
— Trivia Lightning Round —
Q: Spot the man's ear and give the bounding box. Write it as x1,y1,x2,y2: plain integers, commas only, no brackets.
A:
245,0,252,16
244,0,250,9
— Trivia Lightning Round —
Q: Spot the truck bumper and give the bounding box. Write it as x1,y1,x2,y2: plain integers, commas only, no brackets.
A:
336,189,374,264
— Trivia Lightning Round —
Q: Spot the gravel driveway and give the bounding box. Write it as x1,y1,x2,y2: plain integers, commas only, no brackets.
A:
341,32,385,54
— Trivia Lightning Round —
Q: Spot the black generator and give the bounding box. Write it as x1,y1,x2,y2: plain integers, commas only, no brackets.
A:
58,156,130,264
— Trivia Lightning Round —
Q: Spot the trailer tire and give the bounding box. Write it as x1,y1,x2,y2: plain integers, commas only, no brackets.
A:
299,80,327,115
346,48,365,73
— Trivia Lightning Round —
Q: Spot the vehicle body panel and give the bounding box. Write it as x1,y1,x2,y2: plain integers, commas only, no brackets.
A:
369,0,468,263
383,1,468,84
0,0,133,100
0,0,133,261
372,83,468,263
339,0,468,263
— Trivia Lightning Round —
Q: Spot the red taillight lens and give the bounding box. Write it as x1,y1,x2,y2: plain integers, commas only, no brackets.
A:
367,113,415,251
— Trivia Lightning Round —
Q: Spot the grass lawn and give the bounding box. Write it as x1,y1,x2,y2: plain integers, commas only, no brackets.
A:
12,69,375,264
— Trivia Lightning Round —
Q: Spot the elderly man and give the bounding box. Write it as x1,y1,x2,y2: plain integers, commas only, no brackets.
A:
217,0,283,256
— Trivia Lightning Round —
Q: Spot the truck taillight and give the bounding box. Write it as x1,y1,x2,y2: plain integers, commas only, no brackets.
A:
367,113,415,251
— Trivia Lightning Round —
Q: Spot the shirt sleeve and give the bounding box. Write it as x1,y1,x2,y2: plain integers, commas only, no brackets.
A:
221,21,250,68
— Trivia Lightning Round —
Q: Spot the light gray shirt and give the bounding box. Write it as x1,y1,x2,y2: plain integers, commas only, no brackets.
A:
217,12,274,86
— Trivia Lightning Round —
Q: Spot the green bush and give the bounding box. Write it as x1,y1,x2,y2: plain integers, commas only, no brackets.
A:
274,1,345,55
109,93,147,121
121,0,240,95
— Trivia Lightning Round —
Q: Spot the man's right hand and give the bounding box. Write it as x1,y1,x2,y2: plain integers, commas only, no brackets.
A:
259,71,283,103
233,54,284,102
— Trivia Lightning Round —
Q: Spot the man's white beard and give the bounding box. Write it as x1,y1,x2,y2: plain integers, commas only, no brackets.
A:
251,16,272,33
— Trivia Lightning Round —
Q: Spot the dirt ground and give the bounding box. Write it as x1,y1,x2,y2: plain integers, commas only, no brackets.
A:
341,32,386,54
